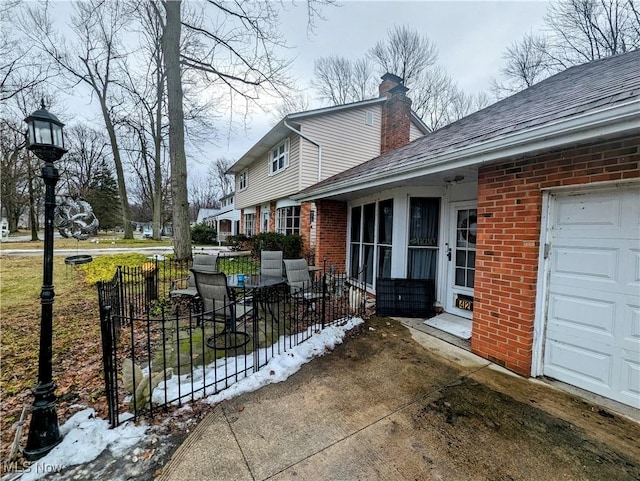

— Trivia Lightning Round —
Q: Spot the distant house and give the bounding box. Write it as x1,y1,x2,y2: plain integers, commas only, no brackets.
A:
227,73,428,255
196,208,220,226
294,51,640,409
210,193,241,243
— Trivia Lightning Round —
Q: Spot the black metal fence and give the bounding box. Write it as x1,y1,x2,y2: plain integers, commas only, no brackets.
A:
97,253,366,427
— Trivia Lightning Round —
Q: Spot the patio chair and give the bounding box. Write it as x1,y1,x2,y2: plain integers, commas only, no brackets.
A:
169,254,218,299
190,268,253,349
283,258,325,307
260,250,283,278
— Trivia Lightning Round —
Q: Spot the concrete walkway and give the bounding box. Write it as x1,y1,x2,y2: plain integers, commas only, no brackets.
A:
157,317,640,481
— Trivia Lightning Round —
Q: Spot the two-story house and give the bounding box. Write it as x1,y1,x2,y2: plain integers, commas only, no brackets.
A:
293,50,640,410
227,74,428,257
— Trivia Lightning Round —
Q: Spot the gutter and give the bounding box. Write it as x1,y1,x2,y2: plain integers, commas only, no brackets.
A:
293,99,640,201
284,120,323,181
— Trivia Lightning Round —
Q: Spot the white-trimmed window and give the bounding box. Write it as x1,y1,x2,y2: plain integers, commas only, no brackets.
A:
276,206,300,235
244,213,256,236
269,139,289,175
238,170,248,191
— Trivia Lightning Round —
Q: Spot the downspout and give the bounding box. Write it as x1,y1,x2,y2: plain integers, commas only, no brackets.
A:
284,120,323,181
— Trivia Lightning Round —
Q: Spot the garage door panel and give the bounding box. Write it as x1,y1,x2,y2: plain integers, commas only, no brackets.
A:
624,303,640,345
552,246,618,283
544,340,613,390
618,356,640,408
630,249,640,289
547,292,615,335
554,193,622,229
544,186,640,409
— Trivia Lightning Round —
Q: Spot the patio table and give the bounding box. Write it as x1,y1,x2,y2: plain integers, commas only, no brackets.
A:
227,274,287,323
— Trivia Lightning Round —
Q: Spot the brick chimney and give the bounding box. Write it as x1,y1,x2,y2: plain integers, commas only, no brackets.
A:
379,73,412,154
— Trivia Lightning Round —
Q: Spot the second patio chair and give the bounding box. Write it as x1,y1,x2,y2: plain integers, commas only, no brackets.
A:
283,258,325,308
260,250,283,278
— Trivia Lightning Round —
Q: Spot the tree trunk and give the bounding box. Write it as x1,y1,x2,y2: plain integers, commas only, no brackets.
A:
153,41,164,242
163,0,191,260
27,156,39,241
100,98,134,239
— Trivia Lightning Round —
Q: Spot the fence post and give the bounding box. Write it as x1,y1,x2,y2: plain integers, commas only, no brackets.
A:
98,300,118,428
321,259,327,329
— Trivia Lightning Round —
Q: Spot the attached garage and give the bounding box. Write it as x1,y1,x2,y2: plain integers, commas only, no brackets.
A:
542,185,640,408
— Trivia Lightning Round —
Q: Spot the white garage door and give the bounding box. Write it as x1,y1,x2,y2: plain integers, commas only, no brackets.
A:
544,186,640,408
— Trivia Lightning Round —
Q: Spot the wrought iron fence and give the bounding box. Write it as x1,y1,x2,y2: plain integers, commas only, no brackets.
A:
97,253,366,427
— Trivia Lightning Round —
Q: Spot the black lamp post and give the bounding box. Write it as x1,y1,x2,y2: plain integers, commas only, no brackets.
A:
23,101,67,460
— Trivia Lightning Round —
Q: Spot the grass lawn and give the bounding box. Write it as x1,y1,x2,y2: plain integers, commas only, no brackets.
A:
0,254,116,464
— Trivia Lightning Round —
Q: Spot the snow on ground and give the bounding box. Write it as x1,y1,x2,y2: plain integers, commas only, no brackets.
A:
13,317,364,481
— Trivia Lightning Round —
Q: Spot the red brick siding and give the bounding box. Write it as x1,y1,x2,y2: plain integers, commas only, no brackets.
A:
473,135,640,375
381,93,411,154
300,202,312,256
314,200,348,270
255,205,262,234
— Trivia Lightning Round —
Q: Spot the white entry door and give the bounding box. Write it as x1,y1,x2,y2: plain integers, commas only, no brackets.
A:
543,186,640,408
446,203,477,319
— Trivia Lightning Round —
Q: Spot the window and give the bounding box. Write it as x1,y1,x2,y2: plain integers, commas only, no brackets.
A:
238,170,248,191
244,213,255,236
454,208,477,288
407,198,440,280
349,199,393,286
365,111,374,126
269,139,289,175
276,206,300,235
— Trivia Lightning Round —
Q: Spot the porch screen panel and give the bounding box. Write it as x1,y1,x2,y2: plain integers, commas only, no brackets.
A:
378,246,392,278
377,199,393,279
362,203,375,284
408,197,439,280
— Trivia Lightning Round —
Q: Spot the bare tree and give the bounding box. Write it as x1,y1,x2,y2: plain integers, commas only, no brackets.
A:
312,56,377,105
494,0,640,97
491,33,551,97
20,0,136,238
368,24,438,85
0,1,50,102
311,25,485,131
273,91,312,121
59,125,110,198
0,119,28,233
157,0,334,259
210,157,234,197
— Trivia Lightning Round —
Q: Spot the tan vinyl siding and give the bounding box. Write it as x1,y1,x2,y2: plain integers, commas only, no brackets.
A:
235,136,301,209
410,121,424,141
298,105,382,187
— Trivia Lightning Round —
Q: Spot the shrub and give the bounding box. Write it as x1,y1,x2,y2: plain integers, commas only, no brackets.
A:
191,223,217,245
226,234,251,251
250,233,302,259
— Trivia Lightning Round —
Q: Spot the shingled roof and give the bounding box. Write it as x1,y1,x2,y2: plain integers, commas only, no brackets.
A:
294,49,640,201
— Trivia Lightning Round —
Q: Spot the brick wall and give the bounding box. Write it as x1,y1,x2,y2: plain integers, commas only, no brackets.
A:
314,200,348,270
473,135,640,375
300,202,312,256
381,85,412,154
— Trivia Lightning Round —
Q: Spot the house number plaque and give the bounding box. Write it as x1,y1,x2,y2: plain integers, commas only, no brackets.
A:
456,295,474,311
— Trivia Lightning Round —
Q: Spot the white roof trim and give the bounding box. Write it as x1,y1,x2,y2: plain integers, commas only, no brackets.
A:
294,99,640,201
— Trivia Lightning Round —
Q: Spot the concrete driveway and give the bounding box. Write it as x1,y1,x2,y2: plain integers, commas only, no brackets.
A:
157,316,640,481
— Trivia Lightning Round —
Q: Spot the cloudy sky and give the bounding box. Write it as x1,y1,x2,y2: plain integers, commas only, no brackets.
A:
48,1,551,179
214,0,551,165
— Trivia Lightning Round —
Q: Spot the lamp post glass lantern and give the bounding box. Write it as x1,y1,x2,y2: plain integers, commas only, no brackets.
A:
23,101,67,460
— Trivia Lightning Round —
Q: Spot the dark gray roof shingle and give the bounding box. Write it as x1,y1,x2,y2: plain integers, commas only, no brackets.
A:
298,49,640,197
